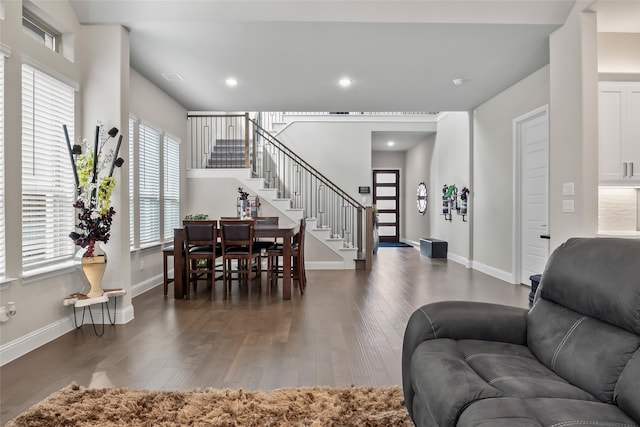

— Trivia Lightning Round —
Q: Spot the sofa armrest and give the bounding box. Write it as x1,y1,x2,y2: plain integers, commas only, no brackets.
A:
402,301,528,420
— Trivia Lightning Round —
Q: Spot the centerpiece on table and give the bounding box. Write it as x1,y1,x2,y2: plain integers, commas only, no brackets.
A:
64,123,124,298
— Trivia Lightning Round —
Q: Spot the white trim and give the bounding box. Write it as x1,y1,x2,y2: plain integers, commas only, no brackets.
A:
20,54,79,91
80,303,135,325
0,317,74,366
472,260,518,284
512,105,549,286
0,43,11,57
0,300,134,366
131,274,163,297
447,252,471,268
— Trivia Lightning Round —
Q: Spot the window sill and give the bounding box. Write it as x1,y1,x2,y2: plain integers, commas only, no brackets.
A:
0,276,18,291
21,260,76,284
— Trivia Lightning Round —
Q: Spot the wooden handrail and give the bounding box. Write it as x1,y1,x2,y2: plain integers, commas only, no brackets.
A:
250,119,364,211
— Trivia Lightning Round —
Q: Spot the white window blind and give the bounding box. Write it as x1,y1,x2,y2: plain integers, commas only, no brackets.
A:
129,117,135,246
163,134,180,241
0,56,5,277
21,64,75,269
139,122,160,245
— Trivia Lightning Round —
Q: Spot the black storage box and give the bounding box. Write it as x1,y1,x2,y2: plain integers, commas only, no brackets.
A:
419,238,448,258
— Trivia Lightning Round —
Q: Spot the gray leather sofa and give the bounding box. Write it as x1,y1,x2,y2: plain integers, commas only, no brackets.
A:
402,238,640,426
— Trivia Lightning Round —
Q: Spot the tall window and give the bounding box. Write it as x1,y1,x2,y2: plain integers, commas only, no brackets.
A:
129,118,181,248
21,64,75,269
138,122,161,245
0,54,5,277
163,134,180,240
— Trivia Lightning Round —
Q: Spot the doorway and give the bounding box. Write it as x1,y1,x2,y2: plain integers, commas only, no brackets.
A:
514,106,549,285
373,169,400,242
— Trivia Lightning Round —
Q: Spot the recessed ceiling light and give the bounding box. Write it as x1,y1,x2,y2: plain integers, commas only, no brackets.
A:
452,78,464,86
338,78,352,88
387,141,395,146
161,72,184,82
225,77,238,87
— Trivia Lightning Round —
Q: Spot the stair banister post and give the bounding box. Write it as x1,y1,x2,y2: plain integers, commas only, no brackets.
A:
244,112,250,169
357,206,363,259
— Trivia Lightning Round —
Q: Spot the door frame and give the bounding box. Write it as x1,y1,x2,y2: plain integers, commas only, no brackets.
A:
372,169,400,243
513,105,549,285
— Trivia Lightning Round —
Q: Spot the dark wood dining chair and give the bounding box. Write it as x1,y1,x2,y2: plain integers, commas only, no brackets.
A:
162,244,177,296
184,220,219,300
266,218,306,295
220,219,261,299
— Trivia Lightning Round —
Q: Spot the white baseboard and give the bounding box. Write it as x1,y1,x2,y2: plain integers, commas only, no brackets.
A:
131,273,163,297
447,252,471,268
0,276,156,367
471,261,517,284
0,317,74,366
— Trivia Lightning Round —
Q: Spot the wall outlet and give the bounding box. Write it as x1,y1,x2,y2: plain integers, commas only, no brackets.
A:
140,259,145,271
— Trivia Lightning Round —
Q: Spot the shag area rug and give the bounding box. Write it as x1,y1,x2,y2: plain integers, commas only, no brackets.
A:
7,383,411,426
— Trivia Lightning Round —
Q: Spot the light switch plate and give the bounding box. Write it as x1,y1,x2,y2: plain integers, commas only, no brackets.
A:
562,199,575,213
563,182,575,196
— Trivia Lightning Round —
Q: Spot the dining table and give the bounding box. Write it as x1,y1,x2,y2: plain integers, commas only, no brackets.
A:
172,220,299,300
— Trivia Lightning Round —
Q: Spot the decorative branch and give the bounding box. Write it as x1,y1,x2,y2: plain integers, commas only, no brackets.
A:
62,125,79,189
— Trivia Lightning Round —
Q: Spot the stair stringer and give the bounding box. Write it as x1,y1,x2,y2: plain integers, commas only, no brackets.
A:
240,176,356,270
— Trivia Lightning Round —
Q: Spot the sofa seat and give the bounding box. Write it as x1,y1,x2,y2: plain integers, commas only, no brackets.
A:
403,239,640,426
410,338,617,426
458,397,639,427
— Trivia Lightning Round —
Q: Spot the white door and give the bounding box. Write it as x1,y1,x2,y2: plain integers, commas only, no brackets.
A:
517,107,549,285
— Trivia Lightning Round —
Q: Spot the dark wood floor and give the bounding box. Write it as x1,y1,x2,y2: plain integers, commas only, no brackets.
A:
0,247,530,423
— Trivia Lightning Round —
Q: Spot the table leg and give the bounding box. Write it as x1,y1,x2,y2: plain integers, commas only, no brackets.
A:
282,230,292,300
173,228,185,299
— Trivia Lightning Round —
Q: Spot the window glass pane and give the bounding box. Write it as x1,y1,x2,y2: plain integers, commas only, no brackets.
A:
21,64,75,268
377,186,396,197
378,226,397,236
376,199,396,210
378,212,396,223
139,122,160,245
376,173,397,184
163,134,180,240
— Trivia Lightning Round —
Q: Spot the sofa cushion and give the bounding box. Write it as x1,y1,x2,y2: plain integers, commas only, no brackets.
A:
410,339,598,426
528,298,640,403
615,348,640,424
538,238,640,336
458,397,638,427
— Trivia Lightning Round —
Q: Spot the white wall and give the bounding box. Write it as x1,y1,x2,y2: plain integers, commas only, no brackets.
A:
548,4,599,250
598,33,640,77
472,66,550,279
401,137,434,245
0,2,188,364
129,69,188,290
428,112,471,265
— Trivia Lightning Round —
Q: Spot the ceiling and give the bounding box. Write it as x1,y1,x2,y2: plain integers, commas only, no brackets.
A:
69,0,636,150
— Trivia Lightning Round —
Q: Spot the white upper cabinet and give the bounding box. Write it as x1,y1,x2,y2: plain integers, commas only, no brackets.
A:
598,82,640,184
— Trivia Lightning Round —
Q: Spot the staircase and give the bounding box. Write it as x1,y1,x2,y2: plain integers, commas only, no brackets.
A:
187,112,368,270
240,176,358,269
207,139,245,168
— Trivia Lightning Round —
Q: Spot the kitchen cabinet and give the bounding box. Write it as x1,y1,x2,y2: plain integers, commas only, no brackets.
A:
598,82,640,184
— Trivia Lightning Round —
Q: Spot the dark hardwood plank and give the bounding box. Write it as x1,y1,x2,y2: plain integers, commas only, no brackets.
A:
0,247,530,423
